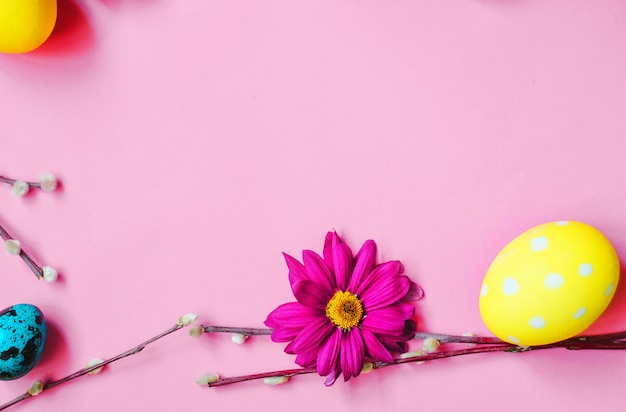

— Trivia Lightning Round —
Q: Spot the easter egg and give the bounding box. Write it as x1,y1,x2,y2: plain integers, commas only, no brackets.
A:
0,304,47,380
479,221,619,346
0,0,57,54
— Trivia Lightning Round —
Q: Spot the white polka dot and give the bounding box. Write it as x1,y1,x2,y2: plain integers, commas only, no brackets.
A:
578,263,593,277
573,307,586,319
481,284,488,297
529,316,546,329
502,277,520,295
507,335,520,344
605,284,614,296
530,236,549,252
544,273,565,290
555,221,570,226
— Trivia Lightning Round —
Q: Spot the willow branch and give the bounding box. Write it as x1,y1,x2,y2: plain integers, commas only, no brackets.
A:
0,221,44,279
0,323,185,411
199,329,626,388
207,367,317,387
0,175,42,189
201,325,273,336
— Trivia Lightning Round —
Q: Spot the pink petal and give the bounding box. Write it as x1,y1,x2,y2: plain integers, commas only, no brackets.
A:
316,328,342,376
292,279,331,310
402,280,425,302
340,336,350,380
361,275,410,311
295,348,318,368
362,329,394,363
383,320,418,344
270,327,300,343
348,329,365,378
264,312,279,329
302,250,336,293
347,240,377,292
324,366,340,386
332,239,353,291
268,302,321,327
377,335,409,353
284,253,308,286
354,260,403,297
291,317,334,353
323,232,338,272
375,320,417,351
284,341,297,354
340,329,364,380
361,304,415,335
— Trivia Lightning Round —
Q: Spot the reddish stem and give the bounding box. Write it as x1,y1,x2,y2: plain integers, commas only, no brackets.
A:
208,367,317,387
200,329,626,388
0,324,183,411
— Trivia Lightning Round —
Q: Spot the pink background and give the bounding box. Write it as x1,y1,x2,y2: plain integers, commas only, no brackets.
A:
3,0,626,410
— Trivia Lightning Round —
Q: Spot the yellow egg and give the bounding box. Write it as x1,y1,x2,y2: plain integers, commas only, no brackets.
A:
479,221,619,346
0,0,57,54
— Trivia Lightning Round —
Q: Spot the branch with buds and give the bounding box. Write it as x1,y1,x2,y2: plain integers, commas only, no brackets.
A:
5,315,626,410
0,314,198,411
0,173,58,197
192,326,626,388
0,173,59,282
3,170,626,409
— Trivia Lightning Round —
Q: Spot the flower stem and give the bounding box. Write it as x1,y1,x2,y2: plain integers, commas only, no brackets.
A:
393,344,516,364
0,323,184,411
0,221,44,279
199,329,626,388
199,326,626,346
413,331,626,346
413,332,504,345
201,345,516,388
208,367,317,387
201,325,273,336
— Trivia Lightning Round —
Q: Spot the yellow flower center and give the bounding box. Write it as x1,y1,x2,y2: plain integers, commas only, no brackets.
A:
326,291,364,331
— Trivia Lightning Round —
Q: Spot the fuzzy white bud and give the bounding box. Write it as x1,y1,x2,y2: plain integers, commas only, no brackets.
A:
231,333,249,345
177,313,198,326
263,376,289,385
12,180,29,197
42,266,58,282
86,358,104,375
422,337,440,353
196,373,219,385
5,239,21,255
361,362,374,374
28,380,44,396
39,173,58,192
400,350,425,364
189,325,204,338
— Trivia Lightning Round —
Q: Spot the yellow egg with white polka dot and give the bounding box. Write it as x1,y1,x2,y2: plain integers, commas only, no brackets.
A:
479,221,619,346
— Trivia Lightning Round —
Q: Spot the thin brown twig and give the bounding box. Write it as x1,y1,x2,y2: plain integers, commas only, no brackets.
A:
0,221,44,279
207,367,317,387
200,326,626,346
0,176,42,189
4,323,626,408
0,323,184,411
198,328,626,388
202,325,273,335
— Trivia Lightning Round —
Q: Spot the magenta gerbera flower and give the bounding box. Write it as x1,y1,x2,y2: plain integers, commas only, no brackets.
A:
265,232,423,385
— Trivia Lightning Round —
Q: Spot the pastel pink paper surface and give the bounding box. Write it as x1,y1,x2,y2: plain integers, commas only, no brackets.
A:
2,1,626,411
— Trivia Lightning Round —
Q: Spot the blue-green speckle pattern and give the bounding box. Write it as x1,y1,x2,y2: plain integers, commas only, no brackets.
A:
0,304,47,380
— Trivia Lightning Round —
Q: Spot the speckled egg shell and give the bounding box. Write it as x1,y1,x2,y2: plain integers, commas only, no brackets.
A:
479,221,619,346
0,304,47,380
